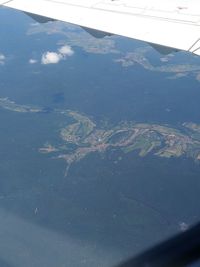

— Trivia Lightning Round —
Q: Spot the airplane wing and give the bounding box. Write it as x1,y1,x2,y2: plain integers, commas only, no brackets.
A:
1,0,200,55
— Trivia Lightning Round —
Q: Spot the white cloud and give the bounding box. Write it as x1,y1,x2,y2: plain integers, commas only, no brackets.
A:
41,45,74,65
0,54,5,65
29,59,38,64
41,52,62,65
58,45,74,56
179,222,189,232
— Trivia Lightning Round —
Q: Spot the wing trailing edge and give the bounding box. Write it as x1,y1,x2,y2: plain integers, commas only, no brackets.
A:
2,0,200,55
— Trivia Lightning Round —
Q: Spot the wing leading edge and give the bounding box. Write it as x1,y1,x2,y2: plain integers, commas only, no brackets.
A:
2,0,200,55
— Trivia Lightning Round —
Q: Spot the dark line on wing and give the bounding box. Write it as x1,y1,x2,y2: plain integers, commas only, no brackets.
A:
0,0,13,6
188,38,200,52
44,0,200,26
191,46,200,53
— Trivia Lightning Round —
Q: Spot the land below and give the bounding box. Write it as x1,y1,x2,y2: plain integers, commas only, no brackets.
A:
1,97,200,176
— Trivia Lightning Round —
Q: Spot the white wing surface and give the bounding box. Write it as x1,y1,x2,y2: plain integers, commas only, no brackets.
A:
1,0,200,55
